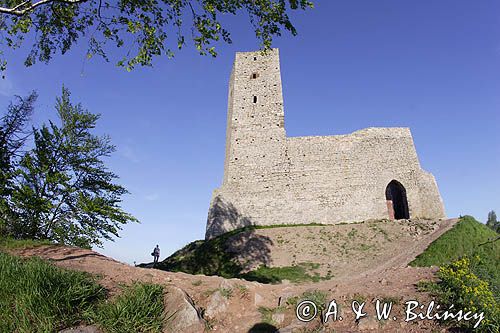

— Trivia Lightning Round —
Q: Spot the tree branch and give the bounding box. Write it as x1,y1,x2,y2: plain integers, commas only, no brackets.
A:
478,235,500,247
0,0,90,16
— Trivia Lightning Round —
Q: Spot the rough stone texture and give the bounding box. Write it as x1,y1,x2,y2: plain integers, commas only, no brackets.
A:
205,290,229,318
206,49,446,239
163,286,205,333
357,316,380,330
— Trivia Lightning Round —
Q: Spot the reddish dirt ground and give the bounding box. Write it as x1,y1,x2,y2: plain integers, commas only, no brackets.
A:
9,218,461,333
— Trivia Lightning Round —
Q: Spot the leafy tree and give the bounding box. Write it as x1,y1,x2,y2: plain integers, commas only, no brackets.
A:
6,87,137,247
0,92,37,235
0,0,313,72
486,210,498,233
0,92,36,177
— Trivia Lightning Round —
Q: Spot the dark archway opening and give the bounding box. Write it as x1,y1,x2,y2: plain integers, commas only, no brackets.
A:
385,180,410,220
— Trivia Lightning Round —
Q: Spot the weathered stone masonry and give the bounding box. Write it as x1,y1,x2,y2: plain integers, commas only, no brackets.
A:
206,49,446,239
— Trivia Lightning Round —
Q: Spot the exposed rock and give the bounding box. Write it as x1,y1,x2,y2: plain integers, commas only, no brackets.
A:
219,279,234,290
271,312,286,325
278,292,295,306
254,292,265,306
357,316,379,330
276,319,305,333
205,290,229,318
163,286,205,333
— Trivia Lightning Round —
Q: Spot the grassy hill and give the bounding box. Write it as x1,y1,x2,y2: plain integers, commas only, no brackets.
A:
155,226,327,283
411,215,500,300
156,218,456,283
0,241,165,332
410,215,499,266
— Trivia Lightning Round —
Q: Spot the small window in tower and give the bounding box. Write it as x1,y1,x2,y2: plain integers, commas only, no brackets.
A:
253,96,257,103
251,73,258,79
253,57,257,61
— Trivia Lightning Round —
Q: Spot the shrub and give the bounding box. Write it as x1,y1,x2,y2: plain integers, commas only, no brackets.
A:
436,256,499,332
411,216,499,302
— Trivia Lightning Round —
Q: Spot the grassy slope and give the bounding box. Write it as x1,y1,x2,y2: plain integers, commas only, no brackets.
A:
0,237,54,249
0,240,166,333
162,217,500,285
157,225,327,283
157,229,244,278
410,216,499,266
411,216,499,298
0,251,105,332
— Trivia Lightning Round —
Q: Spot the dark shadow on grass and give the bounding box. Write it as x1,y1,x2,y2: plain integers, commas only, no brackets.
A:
147,200,274,281
136,196,286,283
153,226,273,280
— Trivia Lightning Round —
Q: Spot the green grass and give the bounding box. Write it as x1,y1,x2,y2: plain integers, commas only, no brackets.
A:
0,251,105,332
253,222,327,230
0,250,166,332
240,264,331,284
410,216,500,297
411,216,499,332
87,283,165,333
258,306,286,325
219,287,233,299
285,290,329,311
157,222,341,283
301,290,328,310
157,232,243,278
0,237,54,250
410,216,500,267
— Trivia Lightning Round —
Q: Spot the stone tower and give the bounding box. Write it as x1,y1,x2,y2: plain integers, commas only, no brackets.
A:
223,49,287,187
206,49,446,239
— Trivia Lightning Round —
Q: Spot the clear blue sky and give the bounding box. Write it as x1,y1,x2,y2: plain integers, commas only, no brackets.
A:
1,1,499,264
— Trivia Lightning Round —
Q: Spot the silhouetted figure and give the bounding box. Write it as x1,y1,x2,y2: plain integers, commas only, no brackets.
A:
152,245,160,265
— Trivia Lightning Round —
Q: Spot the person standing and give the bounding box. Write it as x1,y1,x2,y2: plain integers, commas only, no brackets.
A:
152,245,160,265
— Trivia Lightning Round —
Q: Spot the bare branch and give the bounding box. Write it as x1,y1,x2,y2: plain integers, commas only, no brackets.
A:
0,0,89,16
478,235,500,247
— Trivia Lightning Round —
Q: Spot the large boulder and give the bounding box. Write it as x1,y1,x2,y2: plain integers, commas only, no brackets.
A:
163,286,205,333
205,290,229,318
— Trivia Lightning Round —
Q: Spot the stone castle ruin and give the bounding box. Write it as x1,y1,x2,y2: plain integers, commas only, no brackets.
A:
206,49,445,239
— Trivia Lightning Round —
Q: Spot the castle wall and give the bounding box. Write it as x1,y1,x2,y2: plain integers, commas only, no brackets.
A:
206,50,445,239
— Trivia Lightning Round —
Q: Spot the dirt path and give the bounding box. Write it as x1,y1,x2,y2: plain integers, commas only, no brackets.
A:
10,218,458,333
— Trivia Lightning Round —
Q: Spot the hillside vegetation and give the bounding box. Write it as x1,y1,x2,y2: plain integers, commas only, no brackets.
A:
0,244,165,333
412,216,499,333
410,215,499,266
158,218,451,283
411,216,499,297
156,226,325,283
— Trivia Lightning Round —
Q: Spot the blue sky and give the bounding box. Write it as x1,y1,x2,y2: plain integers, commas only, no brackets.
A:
1,1,499,264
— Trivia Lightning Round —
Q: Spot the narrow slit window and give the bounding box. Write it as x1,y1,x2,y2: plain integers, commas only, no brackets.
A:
253,96,257,103
251,73,258,79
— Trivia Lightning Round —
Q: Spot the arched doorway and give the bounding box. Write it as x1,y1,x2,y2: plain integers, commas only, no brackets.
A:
385,180,410,220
